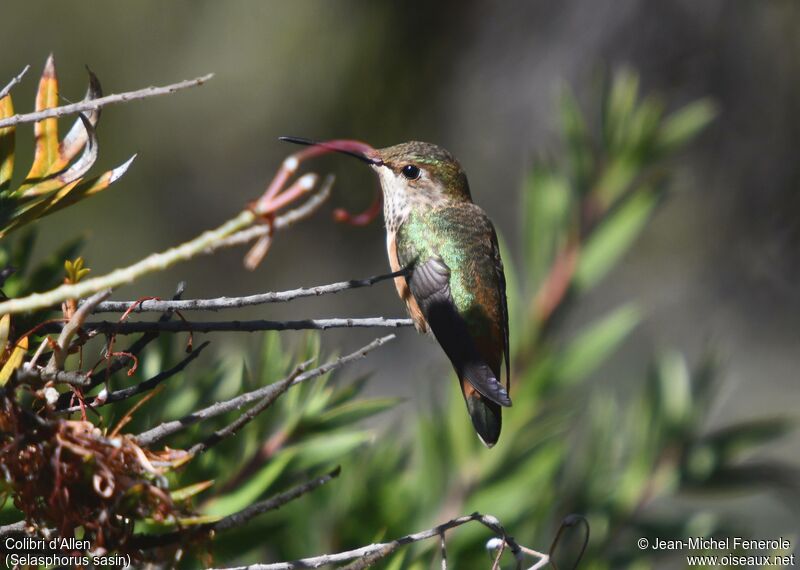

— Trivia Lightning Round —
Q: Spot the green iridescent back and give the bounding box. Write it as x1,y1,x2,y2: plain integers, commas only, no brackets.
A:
395,202,505,375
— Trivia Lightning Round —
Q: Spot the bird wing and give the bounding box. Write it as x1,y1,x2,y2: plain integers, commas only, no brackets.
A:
407,254,511,408
489,224,511,393
396,205,511,408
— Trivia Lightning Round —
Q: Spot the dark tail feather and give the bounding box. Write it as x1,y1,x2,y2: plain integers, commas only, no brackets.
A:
460,379,502,447
460,360,512,407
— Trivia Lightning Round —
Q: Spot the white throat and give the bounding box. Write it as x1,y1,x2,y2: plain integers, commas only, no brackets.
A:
375,167,411,234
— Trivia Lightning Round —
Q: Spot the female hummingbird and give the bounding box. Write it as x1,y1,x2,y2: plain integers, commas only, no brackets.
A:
281,138,512,447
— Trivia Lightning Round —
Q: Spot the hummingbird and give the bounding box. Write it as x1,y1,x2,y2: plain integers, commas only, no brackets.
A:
281,137,511,447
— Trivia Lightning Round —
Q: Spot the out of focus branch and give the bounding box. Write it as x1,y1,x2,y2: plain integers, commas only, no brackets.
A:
135,334,395,447
0,73,214,128
132,467,340,550
89,270,406,314
0,520,28,539
42,317,413,336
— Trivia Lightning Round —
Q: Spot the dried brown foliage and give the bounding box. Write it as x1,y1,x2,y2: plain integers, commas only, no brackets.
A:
0,392,191,556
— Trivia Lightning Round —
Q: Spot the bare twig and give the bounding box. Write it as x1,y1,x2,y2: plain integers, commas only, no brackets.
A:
209,512,526,570
57,341,211,413
187,360,310,456
0,64,30,100
524,547,551,570
14,367,93,388
132,467,340,550
0,73,214,129
89,270,406,314
53,282,187,410
135,334,395,447
46,289,111,372
25,337,51,371
42,317,413,336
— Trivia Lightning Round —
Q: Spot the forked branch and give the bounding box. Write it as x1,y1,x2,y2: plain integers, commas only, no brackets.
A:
187,360,311,456
206,512,589,570
135,334,396,447
208,512,538,570
0,64,30,100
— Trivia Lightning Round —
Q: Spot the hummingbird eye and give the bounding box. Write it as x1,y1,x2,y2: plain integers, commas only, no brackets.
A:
401,164,421,180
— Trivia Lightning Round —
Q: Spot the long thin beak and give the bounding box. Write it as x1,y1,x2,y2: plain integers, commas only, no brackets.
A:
279,136,383,166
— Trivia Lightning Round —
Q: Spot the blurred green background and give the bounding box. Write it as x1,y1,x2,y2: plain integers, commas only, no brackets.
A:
2,1,799,567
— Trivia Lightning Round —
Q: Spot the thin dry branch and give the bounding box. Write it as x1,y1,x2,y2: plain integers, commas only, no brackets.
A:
52,282,187,409
46,289,111,372
0,73,214,129
89,270,406,313
132,467,340,550
0,64,30,100
187,360,310,456
14,367,93,388
209,512,531,570
135,334,395,447
57,341,211,413
11,290,112,388
42,317,413,336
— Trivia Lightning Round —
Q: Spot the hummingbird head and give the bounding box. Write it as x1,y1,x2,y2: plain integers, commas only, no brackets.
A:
370,141,472,203
279,137,472,203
